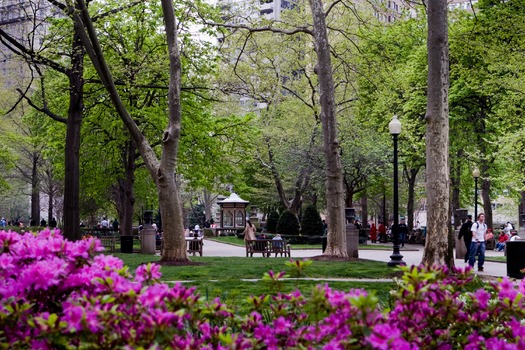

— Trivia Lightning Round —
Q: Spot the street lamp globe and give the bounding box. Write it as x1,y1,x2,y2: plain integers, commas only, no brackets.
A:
389,115,402,135
472,168,480,178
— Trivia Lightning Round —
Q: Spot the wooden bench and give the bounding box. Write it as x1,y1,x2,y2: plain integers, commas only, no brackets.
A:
245,239,271,257
245,239,291,257
186,237,203,256
98,236,117,253
269,239,291,257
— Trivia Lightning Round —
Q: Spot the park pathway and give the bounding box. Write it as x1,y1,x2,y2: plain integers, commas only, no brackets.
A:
201,239,510,279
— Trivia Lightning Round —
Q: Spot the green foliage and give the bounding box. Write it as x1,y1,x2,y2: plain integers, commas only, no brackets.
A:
285,258,313,278
189,203,205,228
266,211,279,233
276,210,300,235
300,204,323,236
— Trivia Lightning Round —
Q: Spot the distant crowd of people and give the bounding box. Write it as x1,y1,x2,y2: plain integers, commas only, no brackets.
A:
368,219,421,247
0,216,57,228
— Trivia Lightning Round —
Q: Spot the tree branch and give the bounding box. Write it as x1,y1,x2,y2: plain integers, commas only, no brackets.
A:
16,88,67,123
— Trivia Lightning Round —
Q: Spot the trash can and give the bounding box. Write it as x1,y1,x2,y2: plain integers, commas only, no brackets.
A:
346,224,359,258
506,241,525,279
120,235,133,253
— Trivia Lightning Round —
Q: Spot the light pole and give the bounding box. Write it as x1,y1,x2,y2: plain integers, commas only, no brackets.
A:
473,168,480,220
387,115,406,267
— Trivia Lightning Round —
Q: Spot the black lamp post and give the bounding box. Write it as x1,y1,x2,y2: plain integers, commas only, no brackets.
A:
387,115,406,267
473,168,480,220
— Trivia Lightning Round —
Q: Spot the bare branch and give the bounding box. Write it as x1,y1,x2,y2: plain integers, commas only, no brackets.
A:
0,28,68,74
91,0,143,22
16,88,67,123
325,0,344,17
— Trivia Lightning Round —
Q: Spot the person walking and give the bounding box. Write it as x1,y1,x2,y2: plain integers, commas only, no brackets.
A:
398,218,409,248
458,215,473,263
244,220,257,241
469,213,487,272
370,223,377,243
378,222,387,243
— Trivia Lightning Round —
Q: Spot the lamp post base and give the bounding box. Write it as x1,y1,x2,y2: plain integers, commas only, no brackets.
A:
387,245,406,266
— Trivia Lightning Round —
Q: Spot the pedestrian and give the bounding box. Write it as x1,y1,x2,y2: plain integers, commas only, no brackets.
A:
378,222,387,243
40,218,46,227
370,223,377,243
458,215,473,263
322,220,328,235
112,218,119,230
243,220,257,241
468,213,488,272
398,218,409,248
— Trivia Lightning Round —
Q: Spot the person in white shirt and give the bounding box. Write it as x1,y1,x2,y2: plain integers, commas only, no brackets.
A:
510,231,520,241
194,224,200,237
468,213,487,272
504,222,513,237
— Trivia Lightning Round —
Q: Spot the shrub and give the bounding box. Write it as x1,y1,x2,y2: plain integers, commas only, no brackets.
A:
3,230,525,349
276,210,300,235
300,204,323,236
266,211,279,233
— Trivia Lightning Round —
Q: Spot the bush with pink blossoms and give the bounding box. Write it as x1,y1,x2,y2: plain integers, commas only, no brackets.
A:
1,229,525,349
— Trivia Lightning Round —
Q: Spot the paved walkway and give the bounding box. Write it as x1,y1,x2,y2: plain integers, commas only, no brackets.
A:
201,239,509,279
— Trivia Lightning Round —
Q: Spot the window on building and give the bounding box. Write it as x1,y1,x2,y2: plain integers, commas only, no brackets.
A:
260,8,273,15
235,211,244,227
224,211,233,227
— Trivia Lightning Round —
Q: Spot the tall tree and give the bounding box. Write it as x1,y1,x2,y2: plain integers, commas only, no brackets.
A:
421,0,452,266
307,0,347,256
0,0,100,239
71,0,220,261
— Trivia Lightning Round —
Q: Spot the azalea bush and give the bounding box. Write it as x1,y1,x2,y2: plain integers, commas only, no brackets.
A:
1,229,525,349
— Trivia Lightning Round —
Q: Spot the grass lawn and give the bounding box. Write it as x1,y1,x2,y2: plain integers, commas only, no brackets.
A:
486,255,506,263
110,253,399,312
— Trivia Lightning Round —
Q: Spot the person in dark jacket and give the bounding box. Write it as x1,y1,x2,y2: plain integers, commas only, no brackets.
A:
458,215,473,263
398,218,409,248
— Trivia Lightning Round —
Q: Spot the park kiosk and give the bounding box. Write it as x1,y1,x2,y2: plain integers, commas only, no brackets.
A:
216,193,249,236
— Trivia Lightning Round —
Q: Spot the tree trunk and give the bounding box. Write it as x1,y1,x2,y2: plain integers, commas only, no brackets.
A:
31,153,40,224
480,167,492,229
422,0,452,267
73,0,188,261
308,0,347,257
344,177,354,208
405,167,420,232
202,189,216,223
361,193,368,226
113,139,136,236
63,27,84,241
451,152,462,228
516,191,525,227
48,192,54,224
